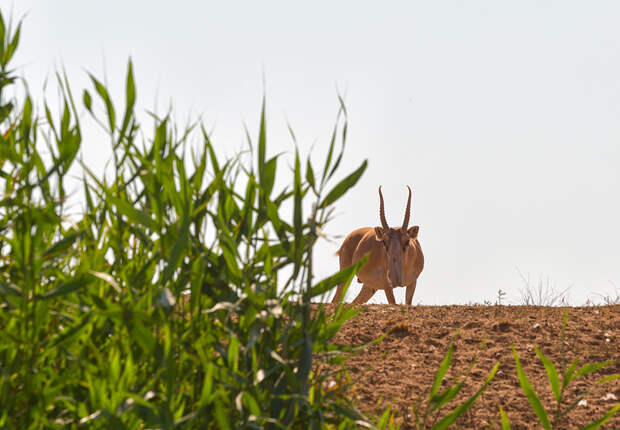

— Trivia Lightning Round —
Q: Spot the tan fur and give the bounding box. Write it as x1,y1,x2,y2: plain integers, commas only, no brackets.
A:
331,187,424,305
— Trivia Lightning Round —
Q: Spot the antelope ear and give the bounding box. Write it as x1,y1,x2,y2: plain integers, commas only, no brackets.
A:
374,227,385,240
407,226,419,238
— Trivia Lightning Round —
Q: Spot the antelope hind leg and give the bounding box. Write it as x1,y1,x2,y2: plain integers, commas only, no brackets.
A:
384,287,396,304
352,285,375,304
405,281,417,305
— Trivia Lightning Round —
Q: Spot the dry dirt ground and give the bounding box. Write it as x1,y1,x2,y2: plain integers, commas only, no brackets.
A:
327,304,619,429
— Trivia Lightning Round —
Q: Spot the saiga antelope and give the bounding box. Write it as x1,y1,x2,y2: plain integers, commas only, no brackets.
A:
331,186,424,305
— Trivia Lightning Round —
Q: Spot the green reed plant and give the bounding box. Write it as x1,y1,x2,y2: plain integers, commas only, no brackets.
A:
410,335,500,429
374,405,401,430
0,11,379,428
508,310,619,430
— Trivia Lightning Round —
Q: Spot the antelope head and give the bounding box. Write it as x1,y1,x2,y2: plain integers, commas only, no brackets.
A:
374,186,419,287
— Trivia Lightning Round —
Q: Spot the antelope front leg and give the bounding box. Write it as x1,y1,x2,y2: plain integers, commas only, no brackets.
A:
331,283,346,304
384,287,396,304
352,285,376,304
405,280,417,305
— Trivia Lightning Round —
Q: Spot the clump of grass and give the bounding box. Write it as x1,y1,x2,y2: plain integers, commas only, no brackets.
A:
586,284,620,306
517,269,571,306
410,334,500,429
0,11,382,428
375,404,402,430
505,310,619,429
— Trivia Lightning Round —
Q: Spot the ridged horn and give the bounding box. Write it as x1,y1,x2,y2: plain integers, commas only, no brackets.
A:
402,186,412,230
378,186,389,231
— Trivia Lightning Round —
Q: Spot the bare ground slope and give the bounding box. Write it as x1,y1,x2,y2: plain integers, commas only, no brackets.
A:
329,305,619,429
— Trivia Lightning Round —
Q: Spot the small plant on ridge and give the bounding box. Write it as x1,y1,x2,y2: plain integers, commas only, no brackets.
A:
507,310,619,429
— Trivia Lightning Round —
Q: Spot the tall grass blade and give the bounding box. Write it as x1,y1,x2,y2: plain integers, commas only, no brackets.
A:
82,90,93,113
214,397,231,430
120,59,136,138
257,97,266,191
433,361,500,430
574,361,615,379
429,383,464,413
263,155,278,198
321,121,337,187
580,403,620,430
513,347,551,430
40,230,84,259
320,159,367,208
306,158,316,193
499,406,511,430
107,194,157,231
161,216,191,284
563,357,580,387
5,22,20,61
37,274,92,300
309,254,368,298
535,346,561,402
88,73,116,132
376,407,391,428
429,343,453,399
293,148,303,278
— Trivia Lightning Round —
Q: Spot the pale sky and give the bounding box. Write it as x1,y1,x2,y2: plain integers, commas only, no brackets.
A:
9,1,620,304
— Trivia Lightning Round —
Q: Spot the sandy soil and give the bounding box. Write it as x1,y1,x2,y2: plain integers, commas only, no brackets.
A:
328,304,619,429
